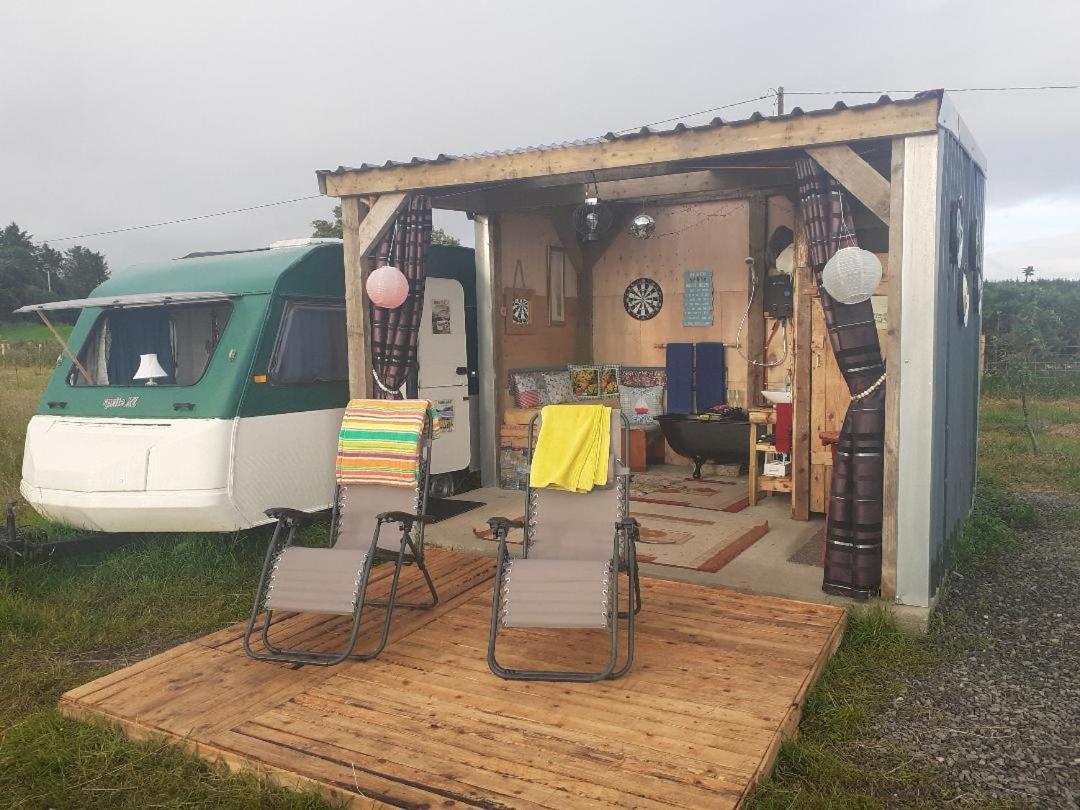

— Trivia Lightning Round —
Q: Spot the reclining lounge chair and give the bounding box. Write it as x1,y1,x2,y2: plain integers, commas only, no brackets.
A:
487,405,641,682
243,399,439,666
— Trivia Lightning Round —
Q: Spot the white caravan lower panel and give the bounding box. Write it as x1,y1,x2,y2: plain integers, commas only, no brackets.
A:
20,409,344,533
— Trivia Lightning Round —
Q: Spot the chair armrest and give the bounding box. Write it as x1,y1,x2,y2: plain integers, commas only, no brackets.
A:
377,511,432,528
263,507,314,526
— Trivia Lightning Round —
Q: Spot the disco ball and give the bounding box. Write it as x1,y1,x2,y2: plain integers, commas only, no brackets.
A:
630,213,656,240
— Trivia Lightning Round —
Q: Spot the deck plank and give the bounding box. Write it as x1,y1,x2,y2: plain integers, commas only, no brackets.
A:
60,548,845,809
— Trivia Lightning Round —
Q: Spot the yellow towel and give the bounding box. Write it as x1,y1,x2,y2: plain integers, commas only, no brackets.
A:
529,404,611,493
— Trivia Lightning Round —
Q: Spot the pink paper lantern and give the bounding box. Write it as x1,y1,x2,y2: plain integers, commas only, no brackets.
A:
366,264,409,309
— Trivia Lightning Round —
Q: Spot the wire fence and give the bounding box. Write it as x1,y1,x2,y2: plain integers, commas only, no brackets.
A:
0,342,61,371
982,350,1080,397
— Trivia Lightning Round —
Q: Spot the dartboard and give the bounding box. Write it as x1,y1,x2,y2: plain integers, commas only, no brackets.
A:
511,297,530,325
623,278,663,320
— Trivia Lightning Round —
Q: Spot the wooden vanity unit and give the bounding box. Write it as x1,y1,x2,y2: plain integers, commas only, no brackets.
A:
748,407,793,505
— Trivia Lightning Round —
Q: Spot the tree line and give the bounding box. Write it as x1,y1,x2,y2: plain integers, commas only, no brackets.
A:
0,223,109,320
982,278,1080,365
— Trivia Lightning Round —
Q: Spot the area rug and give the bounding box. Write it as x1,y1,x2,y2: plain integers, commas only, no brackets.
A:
788,526,825,567
630,470,749,513
425,498,485,524
471,505,769,573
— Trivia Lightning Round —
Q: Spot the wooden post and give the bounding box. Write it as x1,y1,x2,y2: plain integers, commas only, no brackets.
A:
37,310,93,384
790,210,812,520
745,195,768,407
881,138,906,600
340,192,409,398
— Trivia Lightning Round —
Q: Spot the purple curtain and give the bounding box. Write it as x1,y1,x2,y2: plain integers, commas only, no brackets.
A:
796,160,886,600
369,196,432,399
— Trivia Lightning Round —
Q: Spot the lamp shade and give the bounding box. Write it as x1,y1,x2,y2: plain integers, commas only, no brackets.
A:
133,353,168,384
821,247,882,305
366,264,410,309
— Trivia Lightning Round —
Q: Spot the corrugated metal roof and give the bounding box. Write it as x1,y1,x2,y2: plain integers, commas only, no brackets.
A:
318,91,943,180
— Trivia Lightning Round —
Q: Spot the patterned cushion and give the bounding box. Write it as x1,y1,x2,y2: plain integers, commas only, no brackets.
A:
540,370,572,404
618,366,666,388
570,365,601,398
510,372,541,409
599,366,620,397
619,384,664,425
516,388,541,408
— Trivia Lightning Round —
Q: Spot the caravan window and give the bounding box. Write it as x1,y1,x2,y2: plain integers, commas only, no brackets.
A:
268,301,348,384
71,303,232,386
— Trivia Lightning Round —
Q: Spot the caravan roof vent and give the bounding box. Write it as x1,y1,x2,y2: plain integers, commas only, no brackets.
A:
268,237,343,249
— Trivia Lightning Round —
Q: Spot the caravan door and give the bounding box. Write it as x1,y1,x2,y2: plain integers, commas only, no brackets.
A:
418,278,471,475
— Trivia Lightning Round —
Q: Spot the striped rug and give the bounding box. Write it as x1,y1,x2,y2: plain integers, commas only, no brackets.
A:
335,399,433,488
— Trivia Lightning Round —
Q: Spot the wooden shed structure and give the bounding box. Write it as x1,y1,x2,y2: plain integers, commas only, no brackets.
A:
317,90,986,610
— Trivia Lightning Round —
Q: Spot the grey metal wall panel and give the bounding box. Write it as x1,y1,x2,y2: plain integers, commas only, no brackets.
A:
929,130,986,592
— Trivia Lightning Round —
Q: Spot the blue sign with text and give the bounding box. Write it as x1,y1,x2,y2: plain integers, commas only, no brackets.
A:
683,270,713,326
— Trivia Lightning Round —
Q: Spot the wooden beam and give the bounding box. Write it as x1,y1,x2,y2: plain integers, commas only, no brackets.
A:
432,168,794,213
880,138,905,600
791,211,812,521
805,144,891,224
745,196,768,408
321,98,940,196
340,192,409,397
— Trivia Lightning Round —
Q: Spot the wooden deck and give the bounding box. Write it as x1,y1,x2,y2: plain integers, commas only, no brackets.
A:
61,548,846,809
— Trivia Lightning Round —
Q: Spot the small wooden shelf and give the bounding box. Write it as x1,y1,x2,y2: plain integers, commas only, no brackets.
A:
758,475,792,493
748,409,791,505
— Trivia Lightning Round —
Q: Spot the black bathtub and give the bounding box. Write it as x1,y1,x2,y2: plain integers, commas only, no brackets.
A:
655,414,750,479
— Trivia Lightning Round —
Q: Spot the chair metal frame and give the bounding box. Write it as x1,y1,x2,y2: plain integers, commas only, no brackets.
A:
487,409,642,682
243,410,439,666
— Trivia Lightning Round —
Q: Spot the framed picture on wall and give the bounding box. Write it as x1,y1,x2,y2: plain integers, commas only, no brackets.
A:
548,246,566,325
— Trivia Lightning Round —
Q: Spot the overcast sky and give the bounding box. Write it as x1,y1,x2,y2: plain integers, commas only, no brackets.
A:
2,1,1077,280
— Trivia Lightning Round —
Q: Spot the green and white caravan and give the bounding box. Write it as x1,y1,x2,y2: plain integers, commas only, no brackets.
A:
18,240,478,532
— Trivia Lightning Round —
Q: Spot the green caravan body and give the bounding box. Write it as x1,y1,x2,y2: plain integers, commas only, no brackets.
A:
20,241,477,532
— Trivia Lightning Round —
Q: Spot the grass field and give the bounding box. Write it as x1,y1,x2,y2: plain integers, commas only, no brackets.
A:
1,359,1075,807
0,320,72,345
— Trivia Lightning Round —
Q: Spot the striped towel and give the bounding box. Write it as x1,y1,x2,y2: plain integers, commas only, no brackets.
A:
335,399,437,487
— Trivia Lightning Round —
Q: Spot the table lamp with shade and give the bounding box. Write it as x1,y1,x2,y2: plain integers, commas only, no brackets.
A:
133,353,168,385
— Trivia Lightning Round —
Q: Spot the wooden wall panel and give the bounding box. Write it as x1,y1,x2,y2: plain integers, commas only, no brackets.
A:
496,212,581,423
590,198,756,405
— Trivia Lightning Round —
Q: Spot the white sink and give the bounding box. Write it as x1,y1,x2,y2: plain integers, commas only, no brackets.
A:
761,390,792,405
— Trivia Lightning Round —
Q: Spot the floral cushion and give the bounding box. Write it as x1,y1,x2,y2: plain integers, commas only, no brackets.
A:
539,370,572,404
599,366,620,397
569,365,602,398
620,383,664,425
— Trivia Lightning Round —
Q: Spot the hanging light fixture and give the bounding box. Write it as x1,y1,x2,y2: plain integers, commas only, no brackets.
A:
572,193,615,242
821,247,882,305
630,212,656,239
366,264,410,309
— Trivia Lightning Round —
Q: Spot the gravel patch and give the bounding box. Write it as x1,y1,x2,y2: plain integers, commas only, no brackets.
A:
869,491,1080,808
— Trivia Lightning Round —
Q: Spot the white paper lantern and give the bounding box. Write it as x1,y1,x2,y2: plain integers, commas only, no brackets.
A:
366,264,409,309
821,247,882,305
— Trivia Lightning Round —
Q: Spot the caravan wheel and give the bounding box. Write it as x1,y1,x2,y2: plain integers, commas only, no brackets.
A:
428,473,455,499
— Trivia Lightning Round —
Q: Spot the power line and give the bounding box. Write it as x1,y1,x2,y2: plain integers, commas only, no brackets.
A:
785,84,1078,95
609,93,776,135
43,194,323,242
38,83,1077,243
